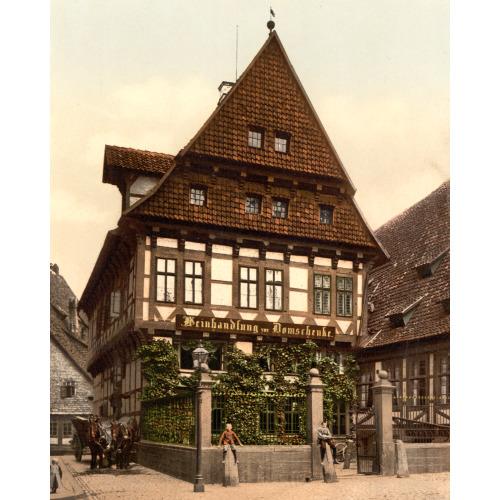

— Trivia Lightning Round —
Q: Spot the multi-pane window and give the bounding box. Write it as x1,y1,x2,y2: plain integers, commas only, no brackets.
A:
248,128,263,148
410,359,427,405
439,355,450,403
320,206,334,225
60,380,75,398
63,422,73,438
272,199,288,218
50,421,58,438
359,370,373,408
314,274,331,314
156,258,176,302
190,186,206,206
184,261,203,304
284,399,301,434
245,196,261,214
110,290,121,317
336,276,353,317
275,131,290,153
330,401,348,435
240,266,258,309
260,400,275,434
265,269,283,310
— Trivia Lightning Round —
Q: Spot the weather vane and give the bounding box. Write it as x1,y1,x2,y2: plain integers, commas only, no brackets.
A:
268,6,275,34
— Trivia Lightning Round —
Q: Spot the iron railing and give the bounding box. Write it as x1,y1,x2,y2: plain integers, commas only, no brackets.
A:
211,392,307,445
141,390,196,446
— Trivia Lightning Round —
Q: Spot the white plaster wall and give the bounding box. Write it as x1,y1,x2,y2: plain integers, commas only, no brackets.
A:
130,175,159,195
291,255,308,264
185,241,206,252
315,257,331,267
157,237,178,248
155,306,175,321
144,277,150,299
336,320,352,335
357,296,362,314
338,260,353,269
144,250,151,275
358,274,363,291
142,301,149,321
289,267,308,290
211,258,233,282
211,283,232,306
213,244,232,255
240,248,259,258
289,291,308,312
266,252,284,261
235,341,253,355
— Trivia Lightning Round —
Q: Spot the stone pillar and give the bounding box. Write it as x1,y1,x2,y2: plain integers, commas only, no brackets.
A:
372,370,396,476
306,368,325,481
394,439,409,478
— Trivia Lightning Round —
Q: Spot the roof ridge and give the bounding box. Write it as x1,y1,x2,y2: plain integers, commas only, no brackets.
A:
105,144,174,158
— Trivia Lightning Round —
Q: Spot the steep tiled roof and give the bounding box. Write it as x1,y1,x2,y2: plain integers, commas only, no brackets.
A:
103,145,174,184
363,181,450,348
179,32,352,182
130,169,379,248
50,266,91,378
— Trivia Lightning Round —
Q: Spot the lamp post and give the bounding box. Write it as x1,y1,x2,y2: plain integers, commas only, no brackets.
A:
192,341,209,493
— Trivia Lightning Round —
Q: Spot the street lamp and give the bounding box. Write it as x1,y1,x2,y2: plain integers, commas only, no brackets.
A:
192,341,209,492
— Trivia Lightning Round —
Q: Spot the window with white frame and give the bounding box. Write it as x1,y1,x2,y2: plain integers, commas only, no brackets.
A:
410,359,427,405
50,421,57,438
275,131,290,153
190,186,206,206
336,276,353,317
184,261,203,304
110,290,121,317
63,422,73,437
240,266,258,309
272,198,288,218
314,274,331,315
245,195,261,214
156,258,176,302
265,269,283,310
248,128,263,148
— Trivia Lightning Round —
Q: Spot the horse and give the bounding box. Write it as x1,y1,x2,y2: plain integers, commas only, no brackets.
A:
88,416,113,469
111,419,137,469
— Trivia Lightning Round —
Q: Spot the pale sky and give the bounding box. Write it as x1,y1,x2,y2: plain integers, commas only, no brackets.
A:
50,0,450,298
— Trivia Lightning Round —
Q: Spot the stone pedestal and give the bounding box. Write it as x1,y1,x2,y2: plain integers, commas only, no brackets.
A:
306,368,325,481
372,370,396,476
343,439,355,470
395,439,409,478
322,444,339,483
222,448,239,487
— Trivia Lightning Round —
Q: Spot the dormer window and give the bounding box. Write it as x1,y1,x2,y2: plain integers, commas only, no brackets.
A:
275,131,290,153
320,206,334,225
272,198,288,218
386,296,425,327
190,186,206,206
248,127,264,148
415,247,449,278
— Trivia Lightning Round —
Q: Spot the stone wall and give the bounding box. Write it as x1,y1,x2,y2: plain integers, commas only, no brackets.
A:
137,442,314,484
404,443,450,474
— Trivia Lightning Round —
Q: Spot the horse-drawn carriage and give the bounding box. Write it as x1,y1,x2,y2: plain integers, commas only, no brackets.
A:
71,416,139,469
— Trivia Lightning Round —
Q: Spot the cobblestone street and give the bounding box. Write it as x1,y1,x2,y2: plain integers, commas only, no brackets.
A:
50,455,450,500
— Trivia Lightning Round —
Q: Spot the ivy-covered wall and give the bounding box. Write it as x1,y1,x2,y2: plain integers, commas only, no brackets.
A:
134,339,359,444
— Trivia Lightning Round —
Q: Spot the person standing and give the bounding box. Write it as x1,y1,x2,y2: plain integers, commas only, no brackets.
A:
317,421,339,464
50,458,62,493
218,423,243,464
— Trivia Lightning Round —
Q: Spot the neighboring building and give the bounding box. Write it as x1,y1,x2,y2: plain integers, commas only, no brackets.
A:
50,263,93,452
356,181,450,423
78,30,388,430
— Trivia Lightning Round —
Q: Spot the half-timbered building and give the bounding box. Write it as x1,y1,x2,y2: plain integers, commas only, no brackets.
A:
356,181,450,426
78,30,388,430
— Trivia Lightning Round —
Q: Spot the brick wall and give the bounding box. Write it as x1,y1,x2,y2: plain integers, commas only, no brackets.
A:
404,443,450,473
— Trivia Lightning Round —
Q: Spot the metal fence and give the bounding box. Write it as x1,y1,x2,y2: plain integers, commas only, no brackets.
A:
392,403,450,443
212,392,307,445
141,390,196,446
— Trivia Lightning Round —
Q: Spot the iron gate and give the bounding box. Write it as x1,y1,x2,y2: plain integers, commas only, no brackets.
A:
355,409,379,474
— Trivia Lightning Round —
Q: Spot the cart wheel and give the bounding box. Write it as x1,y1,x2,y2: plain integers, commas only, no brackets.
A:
73,435,83,461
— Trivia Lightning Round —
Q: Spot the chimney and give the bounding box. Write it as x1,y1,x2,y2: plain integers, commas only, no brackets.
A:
218,81,234,105
68,298,78,336
50,263,59,275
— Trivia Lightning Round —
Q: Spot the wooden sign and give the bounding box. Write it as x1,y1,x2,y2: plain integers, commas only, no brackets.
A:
176,315,335,340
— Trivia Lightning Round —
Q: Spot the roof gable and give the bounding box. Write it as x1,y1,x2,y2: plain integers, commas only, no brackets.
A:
179,32,352,183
